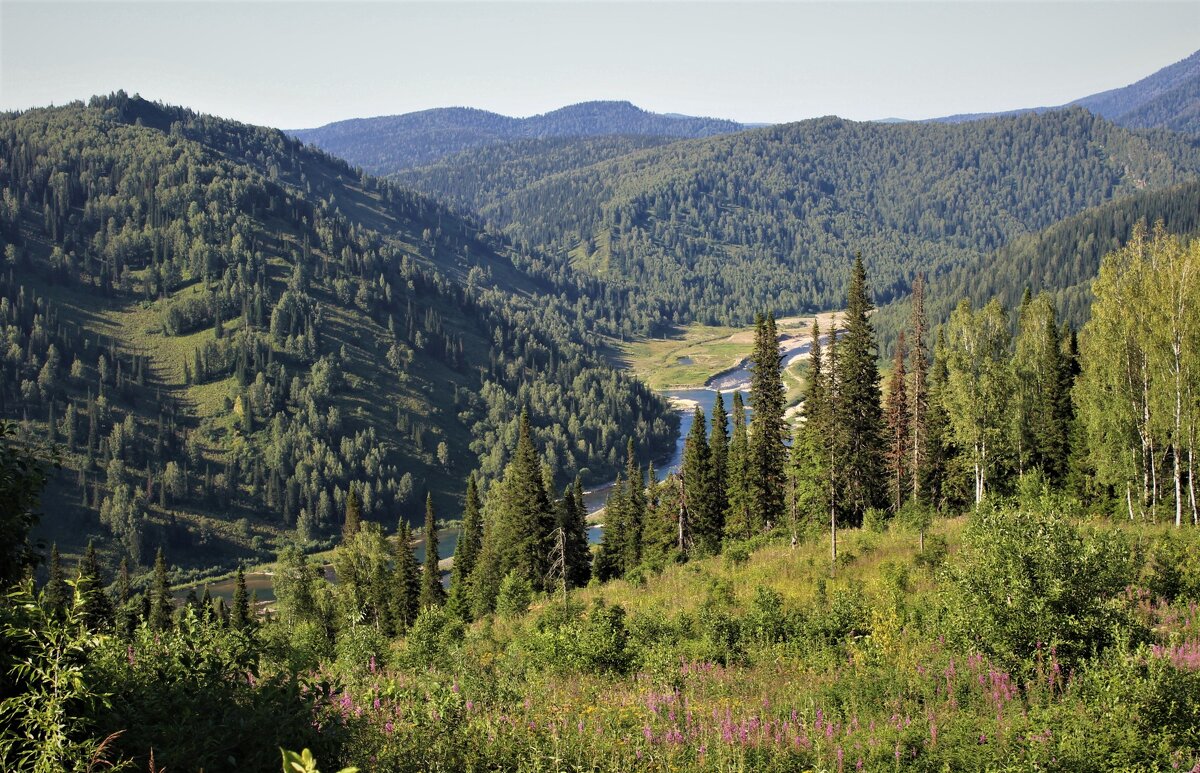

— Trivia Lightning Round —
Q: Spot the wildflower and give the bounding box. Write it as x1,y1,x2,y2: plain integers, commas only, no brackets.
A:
384,720,394,734
368,655,376,673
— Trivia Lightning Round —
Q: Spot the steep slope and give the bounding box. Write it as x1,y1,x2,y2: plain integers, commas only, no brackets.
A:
872,179,1200,356
0,93,677,574
290,101,744,175
401,109,1200,327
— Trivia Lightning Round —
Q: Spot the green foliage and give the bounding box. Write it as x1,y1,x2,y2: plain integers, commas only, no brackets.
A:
0,423,49,585
281,747,358,773
946,506,1137,671
495,570,532,618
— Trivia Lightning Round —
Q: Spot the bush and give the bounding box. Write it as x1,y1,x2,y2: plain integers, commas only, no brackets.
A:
862,507,888,534
723,542,750,568
495,571,532,618
403,606,463,669
946,506,1137,671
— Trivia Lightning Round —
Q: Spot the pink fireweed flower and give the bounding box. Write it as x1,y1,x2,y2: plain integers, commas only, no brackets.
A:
368,655,376,674
384,721,394,734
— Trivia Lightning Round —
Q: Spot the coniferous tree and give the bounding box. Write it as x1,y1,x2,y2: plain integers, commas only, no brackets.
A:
44,543,69,617
149,547,173,631
559,477,591,588
623,438,646,565
724,391,752,539
909,274,930,501
1013,293,1070,482
593,473,628,582
682,405,717,555
392,521,420,631
230,565,250,630
113,557,137,635
835,256,885,523
419,493,445,609
343,485,362,541
923,329,958,512
708,391,729,536
884,332,911,514
448,474,482,618
77,541,113,629
748,312,787,532
200,586,215,625
792,320,830,535
468,409,555,608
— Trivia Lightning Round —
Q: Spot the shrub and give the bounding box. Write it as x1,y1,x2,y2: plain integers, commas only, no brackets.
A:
495,571,532,618
946,506,1137,671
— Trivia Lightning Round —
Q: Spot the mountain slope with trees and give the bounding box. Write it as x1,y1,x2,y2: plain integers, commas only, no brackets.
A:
291,101,744,175
0,92,677,574
399,109,1200,328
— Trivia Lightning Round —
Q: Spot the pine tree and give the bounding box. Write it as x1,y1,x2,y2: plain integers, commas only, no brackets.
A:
468,409,555,609
835,256,885,524
448,474,482,619
884,332,911,514
594,473,629,581
113,557,137,635
149,547,173,631
343,485,362,541
560,477,592,588
419,493,446,609
724,391,752,539
792,319,830,537
682,405,717,555
708,391,729,536
748,312,787,532
230,565,250,630
77,541,113,629
44,543,69,617
909,273,930,501
392,521,420,631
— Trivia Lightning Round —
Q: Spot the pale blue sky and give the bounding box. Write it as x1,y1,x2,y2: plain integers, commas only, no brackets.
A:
2,2,1197,129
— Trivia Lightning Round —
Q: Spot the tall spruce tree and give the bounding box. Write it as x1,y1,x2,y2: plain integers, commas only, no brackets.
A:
748,313,787,532
835,256,885,524
1014,293,1070,483
884,332,911,514
593,472,628,581
44,543,69,617
77,541,112,629
419,493,446,609
724,391,752,539
230,565,250,630
623,438,646,566
909,273,930,501
392,521,420,631
560,477,592,588
113,556,137,636
343,485,362,541
468,409,554,608
708,391,729,536
792,320,830,535
682,405,717,555
923,329,957,512
150,547,173,631
447,474,482,618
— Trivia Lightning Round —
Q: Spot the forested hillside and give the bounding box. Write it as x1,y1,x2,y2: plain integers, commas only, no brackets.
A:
291,101,743,176
873,178,1200,358
0,93,676,573
400,109,1200,328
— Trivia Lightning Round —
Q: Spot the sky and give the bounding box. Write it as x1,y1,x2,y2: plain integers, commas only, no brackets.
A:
1,1,1197,130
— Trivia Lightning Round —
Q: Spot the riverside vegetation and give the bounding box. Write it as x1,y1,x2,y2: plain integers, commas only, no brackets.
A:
2,224,1200,770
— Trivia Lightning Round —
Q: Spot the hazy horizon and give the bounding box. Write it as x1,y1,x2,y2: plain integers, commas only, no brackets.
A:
2,1,1198,130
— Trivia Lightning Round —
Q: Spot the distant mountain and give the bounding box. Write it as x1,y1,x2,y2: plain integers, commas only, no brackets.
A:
935,49,1200,135
291,101,745,175
396,108,1200,326
0,93,676,572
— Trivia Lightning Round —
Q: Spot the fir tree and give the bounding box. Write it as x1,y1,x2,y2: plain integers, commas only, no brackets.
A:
708,391,729,535
419,493,446,609
793,320,830,534
392,521,420,631
621,439,646,571
748,312,787,532
923,329,959,512
724,391,752,539
884,332,911,514
77,541,113,629
343,485,362,540
835,256,885,523
468,409,555,609
560,478,592,588
230,565,250,630
594,473,629,581
44,543,69,617
1014,294,1071,483
682,405,717,555
149,547,173,631
447,474,482,619
909,273,930,501
113,556,137,635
